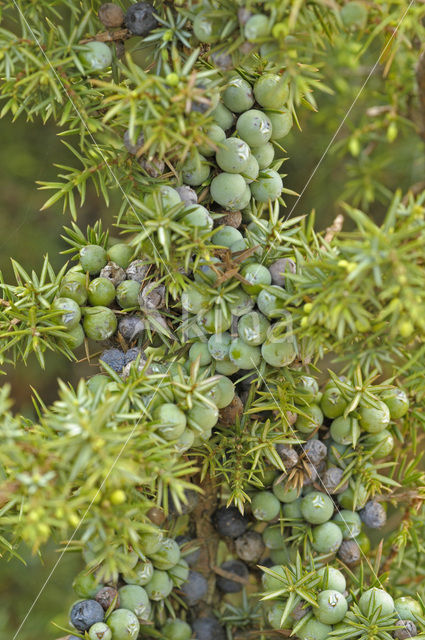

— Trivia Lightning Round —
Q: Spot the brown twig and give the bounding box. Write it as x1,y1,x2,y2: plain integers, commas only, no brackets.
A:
322,214,344,247
80,28,131,44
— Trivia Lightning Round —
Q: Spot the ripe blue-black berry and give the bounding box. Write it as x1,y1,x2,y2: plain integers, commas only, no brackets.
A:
70,599,104,632
192,617,226,640
216,560,249,593
124,2,157,36
337,539,360,565
359,500,386,529
303,439,327,466
175,536,201,566
99,348,125,373
321,467,348,495
212,506,248,538
394,620,417,640
180,570,208,605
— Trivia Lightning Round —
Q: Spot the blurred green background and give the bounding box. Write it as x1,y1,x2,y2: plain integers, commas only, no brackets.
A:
1,64,423,638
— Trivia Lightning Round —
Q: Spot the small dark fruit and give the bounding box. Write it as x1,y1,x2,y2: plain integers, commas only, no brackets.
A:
212,506,249,538
124,2,157,36
98,3,124,28
359,500,387,529
192,616,226,640
216,559,249,593
70,599,104,632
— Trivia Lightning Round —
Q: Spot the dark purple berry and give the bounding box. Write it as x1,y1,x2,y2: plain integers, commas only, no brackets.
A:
125,347,142,365
269,258,296,287
168,488,199,515
192,616,226,640
70,599,104,632
217,560,249,593
123,129,144,155
124,2,157,36
100,348,125,372
180,570,208,605
359,500,387,529
212,506,249,538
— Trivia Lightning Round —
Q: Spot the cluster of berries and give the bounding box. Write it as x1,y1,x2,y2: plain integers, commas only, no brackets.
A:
54,241,159,349
182,246,296,371
181,72,291,210
67,494,227,640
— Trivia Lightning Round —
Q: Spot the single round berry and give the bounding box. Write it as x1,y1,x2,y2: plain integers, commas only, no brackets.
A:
212,225,243,248
359,500,387,529
115,280,140,309
88,277,116,307
192,617,226,640
98,3,124,27
295,404,324,434
187,401,219,431
216,137,251,173
333,510,362,539
394,620,418,640
237,109,272,146
364,429,394,458
268,602,292,630
70,599,104,632
182,152,210,186
240,262,271,295
199,124,226,157
88,622,112,640
276,445,299,469
60,272,88,306
64,323,85,350
254,73,289,109
337,539,360,566
124,2,157,36
118,585,150,621
212,102,236,130
210,172,247,211
251,142,275,169
144,184,182,210
300,491,334,524
315,590,348,624
198,308,232,334
144,570,173,601
317,567,346,593
217,559,249,593
297,618,332,640
337,484,368,510
106,608,140,640
262,524,287,549
268,257,296,287
244,14,270,41
229,337,261,370
208,332,232,360
107,243,133,269
359,588,394,617
251,491,281,521
266,109,293,140
262,564,288,591
176,185,197,205
381,388,409,419
72,571,102,599
358,401,390,433
238,311,270,346
394,596,422,622
235,530,265,563
189,341,212,366
182,204,213,231
212,375,235,409
151,537,181,570
83,306,117,341
330,416,360,445
303,439,327,466
100,348,125,373
256,286,286,318
118,315,144,341
243,154,260,183
212,506,249,538
153,403,187,441
80,245,108,275
250,169,283,202
52,297,81,330
321,467,348,495
180,570,208,605
100,261,126,286
223,76,255,113
320,386,348,419
79,42,112,72
193,12,222,43
262,337,297,368
273,479,299,503
162,619,192,640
